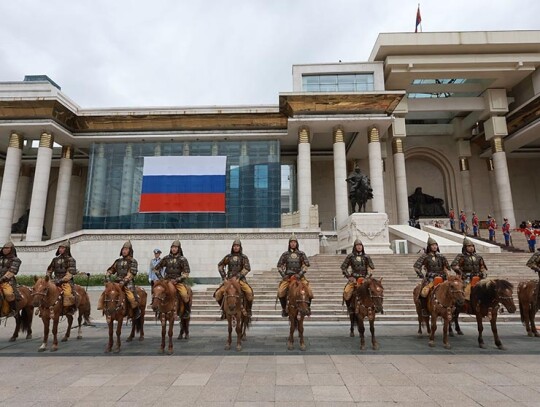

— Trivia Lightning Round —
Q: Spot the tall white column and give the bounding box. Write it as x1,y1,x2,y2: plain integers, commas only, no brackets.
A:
486,158,502,221
26,133,54,241
459,158,474,215
51,146,74,239
89,144,107,217
392,138,409,224
368,127,385,213
491,137,516,228
0,133,24,243
297,127,312,228
333,127,348,229
12,165,32,223
119,144,135,216
66,165,81,234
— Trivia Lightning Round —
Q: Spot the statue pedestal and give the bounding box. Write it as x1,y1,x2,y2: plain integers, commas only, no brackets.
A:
337,213,392,254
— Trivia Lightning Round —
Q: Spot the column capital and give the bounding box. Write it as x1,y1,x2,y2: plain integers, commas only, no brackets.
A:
392,138,404,154
368,126,380,143
491,136,504,154
39,132,54,148
298,126,310,144
459,157,470,171
333,126,344,143
486,158,494,171
9,132,24,149
61,145,73,159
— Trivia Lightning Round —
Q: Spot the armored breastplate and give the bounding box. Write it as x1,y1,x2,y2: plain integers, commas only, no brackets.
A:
285,252,302,272
226,255,244,277
425,254,445,274
114,258,131,279
164,256,184,278
0,258,10,276
462,254,482,274
349,255,368,276
51,257,68,277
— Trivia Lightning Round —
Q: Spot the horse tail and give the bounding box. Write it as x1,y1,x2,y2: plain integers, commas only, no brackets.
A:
133,313,143,333
20,307,33,334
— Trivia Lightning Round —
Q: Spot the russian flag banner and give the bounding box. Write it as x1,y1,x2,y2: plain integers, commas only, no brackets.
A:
139,156,227,213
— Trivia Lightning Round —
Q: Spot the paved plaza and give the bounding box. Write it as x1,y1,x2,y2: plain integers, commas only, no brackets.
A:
1,314,540,406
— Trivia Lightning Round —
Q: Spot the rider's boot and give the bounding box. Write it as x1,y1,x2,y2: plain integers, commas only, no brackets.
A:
182,301,191,319
132,305,141,320
345,299,354,315
245,300,253,317
420,297,429,317
7,300,17,318
279,297,288,317
306,299,312,316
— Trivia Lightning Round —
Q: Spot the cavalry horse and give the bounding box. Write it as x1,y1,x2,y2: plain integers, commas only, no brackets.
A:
452,279,516,349
423,275,465,349
518,279,540,337
32,276,91,352
222,278,250,351
348,277,384,350
0,285,33,342
413,283,431,337
151,280,192,354
286,276,310,351
101,282,147,353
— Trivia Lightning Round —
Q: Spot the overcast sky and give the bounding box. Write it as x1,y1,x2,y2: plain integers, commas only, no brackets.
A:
1,0,538,108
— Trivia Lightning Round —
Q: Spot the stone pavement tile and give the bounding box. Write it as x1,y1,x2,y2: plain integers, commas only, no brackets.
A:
198,386,240,402
70,373,117,387
306,363,338,374
118,385,169,402
364,363,400,374
484,362,528,375
192,402,235,407
234,402,274,407
435,401,482,407
172,372,212,386
391,358,431,374
0,403,35,407
314,402,356,407
312,385,353,402
275,402,317,407
491,385,540,402
407,372,482,387
245,363,276,373
235,385,275,402
157,386,204,404
241,372,276,386
207,373,244,386
10,385,95,402
356,355,389,364
520,364,540,374
334,363,371,375
214,363,247,374
103,373,148,386
304,355,333,364
73,402,116,407
477,403,529,407
140,373,179,387
82,385,131,402
508,373,540,386
419,384,477,403
308,373,344,386
386,385,432,402
277,364,307,374
0,386,20,402
522,403,540,407
29,402,76,407
330,355,358,365
373,372,415,386
346,385,393,402
276,355,304,364
275,385,314,401
475,373,521,386
220,356,249,364
342,374,379,387
456,384,513,403
276,372,310,386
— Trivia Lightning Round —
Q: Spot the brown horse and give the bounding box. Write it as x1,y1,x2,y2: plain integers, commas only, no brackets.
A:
101,282,147,353
32,276,91,352
222,278,250,351
426,275,465,349
518,279,540,337
348,277,384,350
286,276,310,351
413,283,431,337
452,279,516,349
0,285,34,342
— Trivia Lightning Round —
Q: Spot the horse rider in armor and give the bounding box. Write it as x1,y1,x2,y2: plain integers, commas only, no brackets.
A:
341,239,375,314
154,240,191,319
277,233,313,317
0,242,21,317
451,237,487,301
98,241,140,319
414,236,450,315
46,240,78,316
214,238,254,318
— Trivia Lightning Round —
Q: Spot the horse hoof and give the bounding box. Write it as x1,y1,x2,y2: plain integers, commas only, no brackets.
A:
113,348,120,354
167,349,174,355
457,331,464,336
38,347,47,352
287,344,294,351
185,334,189,340
8,337,16,342
299,344,306,351
104,348,111,354
360,345,366,351
61,338,68,343
158,348,164,354
224,344,231,351
51,347,58,352
349,332,354,337
77,335,82,340
236,345,242,352
497,345,506,351
443,344,452,350
479,343,486,349
428,341,435,347
372,343,379,351
26,334,32,340
126,337,133,343
139,337,144,342
528,332,534,337
416,332,422,338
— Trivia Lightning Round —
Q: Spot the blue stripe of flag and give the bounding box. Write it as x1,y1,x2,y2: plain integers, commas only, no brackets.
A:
141,175,226,194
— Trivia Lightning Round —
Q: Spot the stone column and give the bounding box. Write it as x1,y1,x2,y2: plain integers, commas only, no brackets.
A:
51,146,74,239
333,126,348,229
119,144,135,216
297,127,312,228
368,127,385,213
392,137,409,224
66,165,82,234
12,165,32,223
0,133,24,243
486,158,502,221
26,133,54,241
459,158,474,215
491,137,516,228
88,144,107,217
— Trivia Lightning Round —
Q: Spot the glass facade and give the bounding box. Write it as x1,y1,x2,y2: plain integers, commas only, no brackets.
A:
83,140,281,229
302,73,374,92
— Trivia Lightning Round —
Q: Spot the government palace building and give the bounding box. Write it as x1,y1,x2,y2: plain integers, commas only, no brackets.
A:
1,30,539,281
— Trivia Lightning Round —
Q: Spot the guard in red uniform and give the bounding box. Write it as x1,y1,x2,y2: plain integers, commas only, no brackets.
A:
472,212,479,237
502,218,511,246
459,210,467,234
449,208,455,230
487,215,497,242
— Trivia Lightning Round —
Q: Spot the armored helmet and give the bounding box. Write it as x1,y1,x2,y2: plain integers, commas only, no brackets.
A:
119,240,133,256
1,241,15,257
353,239,365,255
463,237,474,246
56,239,72,256
288,233,299,250
171,239,181,248
231,237,243,254
427,236,438,246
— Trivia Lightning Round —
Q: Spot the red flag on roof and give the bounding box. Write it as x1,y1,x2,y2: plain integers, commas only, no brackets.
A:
415,5,422,33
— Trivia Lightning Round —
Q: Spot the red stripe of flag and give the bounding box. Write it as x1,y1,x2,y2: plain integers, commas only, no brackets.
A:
140,193,225,213
415,5,422,33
